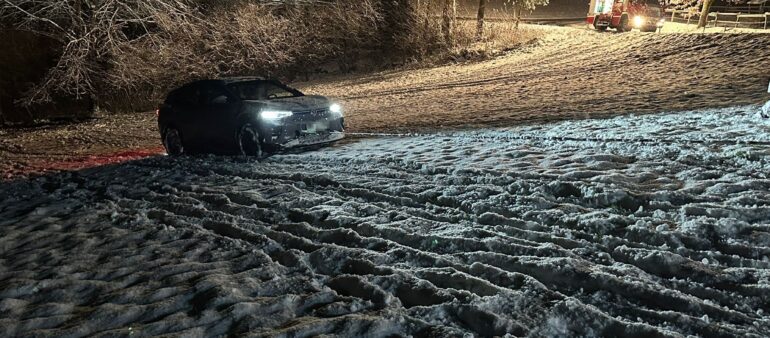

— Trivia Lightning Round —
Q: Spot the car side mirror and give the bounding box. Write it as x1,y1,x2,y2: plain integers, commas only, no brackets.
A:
212,95,229,105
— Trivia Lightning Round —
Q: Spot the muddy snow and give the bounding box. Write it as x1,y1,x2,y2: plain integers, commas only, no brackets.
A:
1,106,769,336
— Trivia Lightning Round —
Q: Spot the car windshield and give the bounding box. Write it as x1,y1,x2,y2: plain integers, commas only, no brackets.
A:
227,81,302,100
646,7,661,17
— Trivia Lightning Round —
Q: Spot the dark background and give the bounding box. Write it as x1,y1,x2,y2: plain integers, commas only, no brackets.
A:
455,0,588,19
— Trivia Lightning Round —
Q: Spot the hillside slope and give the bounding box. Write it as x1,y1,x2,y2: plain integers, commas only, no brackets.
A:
304,26,770,132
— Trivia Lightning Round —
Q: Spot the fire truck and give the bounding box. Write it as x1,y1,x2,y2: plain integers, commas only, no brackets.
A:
587,0,666,32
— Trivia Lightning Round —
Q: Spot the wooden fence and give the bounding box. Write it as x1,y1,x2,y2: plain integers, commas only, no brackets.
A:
665,8,770,29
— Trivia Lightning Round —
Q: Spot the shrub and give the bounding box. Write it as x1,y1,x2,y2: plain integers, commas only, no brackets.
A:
0,0,541,119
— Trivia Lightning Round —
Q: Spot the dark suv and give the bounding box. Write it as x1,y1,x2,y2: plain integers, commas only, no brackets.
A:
157,78,345,157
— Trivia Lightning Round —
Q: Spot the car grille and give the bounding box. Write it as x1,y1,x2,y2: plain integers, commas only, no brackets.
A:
296,108,329,115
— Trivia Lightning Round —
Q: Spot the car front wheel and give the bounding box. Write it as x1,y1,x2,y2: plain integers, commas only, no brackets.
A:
164,127,184,156
238,124,263,158
618,15,629,33
593,16,607,31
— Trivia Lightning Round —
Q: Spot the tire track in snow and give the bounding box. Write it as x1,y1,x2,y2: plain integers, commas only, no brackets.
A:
1,107,770,336
349,131,770,147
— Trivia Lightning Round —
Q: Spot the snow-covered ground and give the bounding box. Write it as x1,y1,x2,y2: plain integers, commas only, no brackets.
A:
304,26,770,133
2,106,770,336
3,26,768,178
661,22,770,34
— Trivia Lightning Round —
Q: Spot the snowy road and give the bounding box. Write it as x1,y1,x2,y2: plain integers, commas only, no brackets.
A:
2,107,770,336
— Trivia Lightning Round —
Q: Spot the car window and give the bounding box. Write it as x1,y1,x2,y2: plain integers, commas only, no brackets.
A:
175,85,200,107
200,83,231,106
227,81,301,100
264,83,297,99
646,7,661,17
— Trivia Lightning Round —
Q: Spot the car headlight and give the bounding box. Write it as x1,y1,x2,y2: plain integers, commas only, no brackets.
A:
330,103,343,114
260,110,293,120
633,16,645,28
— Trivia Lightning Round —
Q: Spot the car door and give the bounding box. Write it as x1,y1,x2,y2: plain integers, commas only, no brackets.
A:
198,81,239,153
168,83,204,152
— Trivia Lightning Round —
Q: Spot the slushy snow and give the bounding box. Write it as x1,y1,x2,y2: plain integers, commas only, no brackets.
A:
1,106,769,337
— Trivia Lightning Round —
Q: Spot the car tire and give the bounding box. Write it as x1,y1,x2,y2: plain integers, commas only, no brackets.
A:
593,16,607,31
164,127,184,156
618,15,629,32
238,124,263,158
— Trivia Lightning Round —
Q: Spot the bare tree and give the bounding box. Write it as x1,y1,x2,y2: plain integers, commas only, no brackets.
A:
697,0,715,28
476,0,487,41
507,0,550,29
0,0,197,105
0,0,447,114
442,0,455,45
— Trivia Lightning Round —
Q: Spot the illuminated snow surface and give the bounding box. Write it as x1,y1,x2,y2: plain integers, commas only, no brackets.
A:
2,106,770,337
